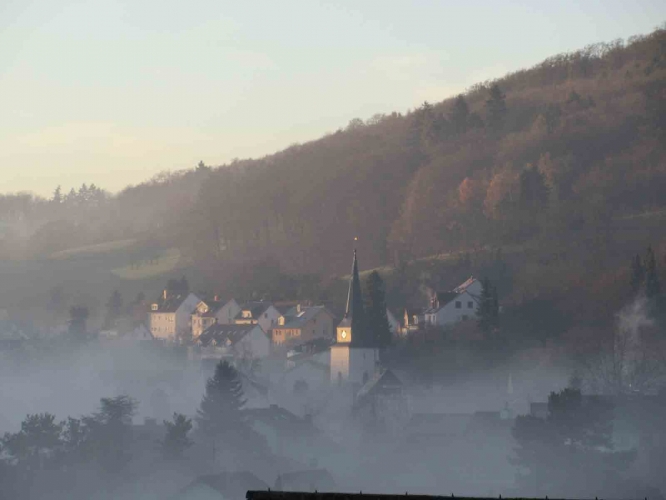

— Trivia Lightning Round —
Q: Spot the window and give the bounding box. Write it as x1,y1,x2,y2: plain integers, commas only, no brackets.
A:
264,313,268,319
455,301,462,309
468,301,473,309
462,314,469,320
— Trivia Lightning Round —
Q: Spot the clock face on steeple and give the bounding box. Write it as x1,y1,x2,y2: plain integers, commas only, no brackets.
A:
336,324,351,343
341,330,347,339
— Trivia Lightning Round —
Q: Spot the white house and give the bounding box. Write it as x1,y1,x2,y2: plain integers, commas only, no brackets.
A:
197,323,270,361
149,291,201,341
234,301,281,334
424,277,483,327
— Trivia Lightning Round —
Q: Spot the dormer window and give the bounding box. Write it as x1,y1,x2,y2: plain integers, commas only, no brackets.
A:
278,317,285,326
151,304,158,311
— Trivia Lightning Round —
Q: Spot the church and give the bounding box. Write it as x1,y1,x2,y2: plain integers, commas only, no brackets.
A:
330,249,381,387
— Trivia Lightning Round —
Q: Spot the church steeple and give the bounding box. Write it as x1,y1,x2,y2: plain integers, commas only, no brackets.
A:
338,247,367,346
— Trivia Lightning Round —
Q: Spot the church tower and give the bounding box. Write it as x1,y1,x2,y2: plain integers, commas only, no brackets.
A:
330,248,380,387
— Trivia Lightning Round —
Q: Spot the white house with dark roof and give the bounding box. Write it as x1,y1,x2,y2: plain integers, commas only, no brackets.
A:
424,277,482,327
272,305,335,347
191,298,242,338
197,323,270,360
234,301,281,334
149,291,200,340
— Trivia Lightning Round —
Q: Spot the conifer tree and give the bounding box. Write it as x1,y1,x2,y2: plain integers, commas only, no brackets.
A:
477,278,494,335
196,361,247,438
450,94,469,134
645,246,661,300
364,271,392,349
630,254,645,295
485,84,507,132
162,413,193,460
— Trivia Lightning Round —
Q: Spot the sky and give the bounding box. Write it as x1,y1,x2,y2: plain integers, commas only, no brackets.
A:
0,0,664,197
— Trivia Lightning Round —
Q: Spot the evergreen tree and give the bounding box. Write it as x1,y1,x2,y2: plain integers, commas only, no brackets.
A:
519,166,549,212
449,94,469,134
511,388,629,498
485,84,507,132
52,186,62,204
645,246,661,300
196,361,247,438
162,413,193,460
84,395,137,473
364,271,392,349
630,254,645,295
68,306,89,340
103,290,123,330
477,278,495,335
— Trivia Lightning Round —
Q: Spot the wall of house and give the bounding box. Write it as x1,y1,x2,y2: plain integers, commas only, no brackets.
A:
216,300,241,325
150,312,177,339
256,306,281,334
434,291,477,326
173,294,199,338
234,326,270,359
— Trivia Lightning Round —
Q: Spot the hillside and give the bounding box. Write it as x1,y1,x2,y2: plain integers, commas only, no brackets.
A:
1,25,666,331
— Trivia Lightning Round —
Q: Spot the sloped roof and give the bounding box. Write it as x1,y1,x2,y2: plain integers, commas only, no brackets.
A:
453,276,478,294
405,412,473,436
154,294,190,313
277,306,332,330
355,369,402,404
177,472,268,500
198,323,263,347
245,405,315,435
237,301,273,319
275,469,336,492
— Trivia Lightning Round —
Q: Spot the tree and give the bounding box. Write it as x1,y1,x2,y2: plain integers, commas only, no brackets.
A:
512,388,630,497
519,166,549,212
485,84,507,132
644,246,661,303
477,278,499,336
196,361,247,438
52,186,62,204
1,413,63,469
83,395,138,473
364,271,392,349
630,253,645,295
162,413,193,460
103,290,123,330
449,94,469,134
195,361,267,462
68,306,89,340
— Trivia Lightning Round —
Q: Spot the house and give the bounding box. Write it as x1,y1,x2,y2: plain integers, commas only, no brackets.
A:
423,277,482,327
197,323,270,361
235,301,281,334
403,308,423,333
272,305,335,347
175,472,268,500
245,405,339,467
274,469,337,492
191,298,243,339
149,290,200,341
353,369,409,436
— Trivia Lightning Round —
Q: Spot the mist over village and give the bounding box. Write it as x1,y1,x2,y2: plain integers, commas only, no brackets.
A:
1,3,666,500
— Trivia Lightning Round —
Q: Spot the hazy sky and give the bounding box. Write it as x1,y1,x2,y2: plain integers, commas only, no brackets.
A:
1,0,664,197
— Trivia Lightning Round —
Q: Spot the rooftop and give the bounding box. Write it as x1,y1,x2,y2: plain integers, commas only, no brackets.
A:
198,323,263,347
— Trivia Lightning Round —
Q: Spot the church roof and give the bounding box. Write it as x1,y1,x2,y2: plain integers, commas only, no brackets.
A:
339,249,372,347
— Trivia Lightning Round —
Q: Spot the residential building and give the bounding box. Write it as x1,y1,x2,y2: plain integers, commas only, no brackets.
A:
272,305,335,347
197,323,270,361
403,308,423,333
424,277,482,327
235,301,281,334
191,298,242,339
149,291,200,341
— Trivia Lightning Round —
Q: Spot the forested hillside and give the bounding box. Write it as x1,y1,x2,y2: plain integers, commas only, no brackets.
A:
1,25,666,324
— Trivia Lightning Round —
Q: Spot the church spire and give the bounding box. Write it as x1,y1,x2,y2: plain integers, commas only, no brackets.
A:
343,246,367,346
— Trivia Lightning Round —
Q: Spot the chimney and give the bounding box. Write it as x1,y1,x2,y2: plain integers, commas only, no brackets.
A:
214,294,219,302
297,304,302,313
163,289,168,301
